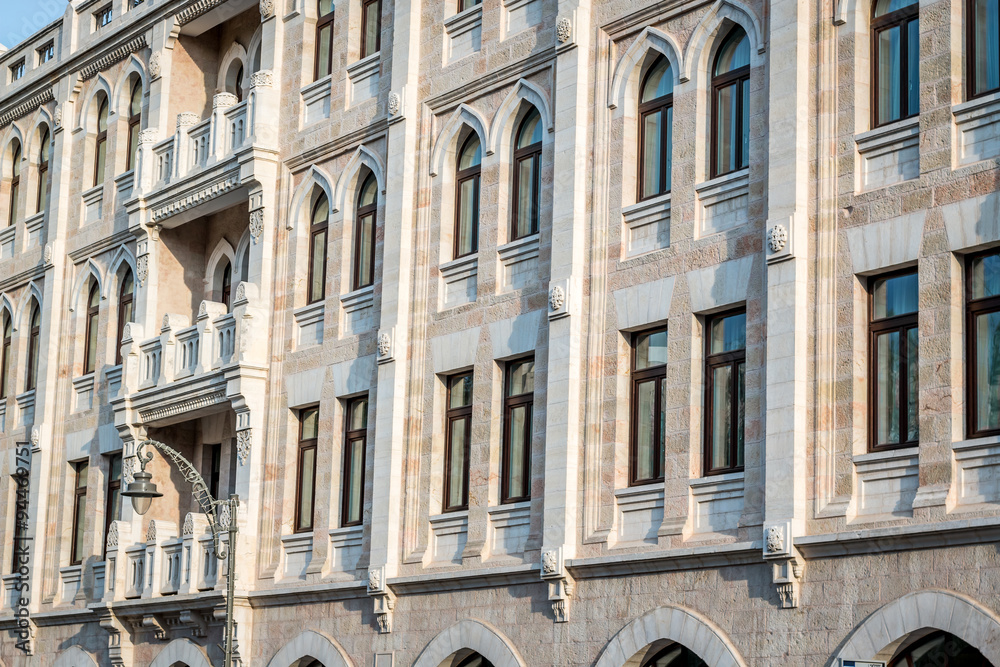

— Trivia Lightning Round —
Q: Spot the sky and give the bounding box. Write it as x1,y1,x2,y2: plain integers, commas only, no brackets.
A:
0,0,66,51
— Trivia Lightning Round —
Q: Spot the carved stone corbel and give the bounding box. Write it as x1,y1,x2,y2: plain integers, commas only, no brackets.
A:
540,547,574,622
367,565,396,633
98,608,133,667
178,609,208,637
141,614,169,640
763,522,804,609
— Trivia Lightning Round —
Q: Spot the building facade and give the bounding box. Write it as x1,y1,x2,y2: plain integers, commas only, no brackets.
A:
0,0,998,663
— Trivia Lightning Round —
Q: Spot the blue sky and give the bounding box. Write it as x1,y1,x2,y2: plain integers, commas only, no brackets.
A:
1,0,66,50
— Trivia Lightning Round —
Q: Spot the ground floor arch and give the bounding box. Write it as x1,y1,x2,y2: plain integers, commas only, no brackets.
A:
411,619,526,667
266,629,355,667
149,638,212,667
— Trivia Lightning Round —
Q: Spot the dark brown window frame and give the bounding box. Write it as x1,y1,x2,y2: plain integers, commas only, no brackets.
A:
637,59,673,202
83,282,100,375
103,453,122,558
871,2,919,127
70,460,88,565
630,327,667,486
115,270,134,366
501,358,533,504
341,396,368,527
454,134,481,259
967,0,1000,99
710,55,750,179
443,372,473,512
360,0,382,58
308,196,329,304
126,79,142,172
966,249,1000,438
353,173,377,290
8,140,20,225
36,128,49,214
511,114,541,241
458,0,482,11
703,309,747,476
25,304,40,392
314,0,335,80
295,406,319,533
868,269,919,451
1,315,10,399
94,95,108,187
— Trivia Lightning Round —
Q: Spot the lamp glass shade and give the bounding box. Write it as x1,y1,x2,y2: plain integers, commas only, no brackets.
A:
121,469,162,516
131,495,152,516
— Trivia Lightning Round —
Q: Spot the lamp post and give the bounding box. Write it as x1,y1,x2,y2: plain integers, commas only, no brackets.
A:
122,439,240,667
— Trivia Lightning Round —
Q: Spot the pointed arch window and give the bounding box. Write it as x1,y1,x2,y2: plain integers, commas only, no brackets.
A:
638,56,674,200
221,261,233,311
235,65,245,103
308,192,329,303
116,269,134,366
888,631,990,666
315,0,335,80
84,283,101,374
512,108,542,241
640,644,709,667
455,133,481,258
126,79,142,172
240,244,250,284
36,129,50,213
1,314,10,398
970,0,1000,98
26,304,40,391
94,95,109,186
872,0,919,126
711,26,750,177
354,173,377,290
8,140,20,225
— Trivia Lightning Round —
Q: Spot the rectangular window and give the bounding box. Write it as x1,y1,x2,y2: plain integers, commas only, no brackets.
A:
315,0,335,80
502,358,534,503
360,0,381,58
205,443,222,502
459,0,481,10
704,311,746,474
631,328,668,485
37,43,54,65
869,271,919,450
9,60,24,83
103,454,121,558
968,251,1000,437
71,460,89,565
444,372,473,512
342,396,367,526
295,407,319,532
95,6,113,28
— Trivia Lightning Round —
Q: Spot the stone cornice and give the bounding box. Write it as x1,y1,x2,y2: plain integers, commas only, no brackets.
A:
0,88,54,128
566,541,762,578
67,228,135,263
423,49,557,113
0,262,48,295
79,35,148,81
389,564,540,594
149,171,242,223
794,515,1000,559
285,121,389,171
176,0,230,24
138,389,228,423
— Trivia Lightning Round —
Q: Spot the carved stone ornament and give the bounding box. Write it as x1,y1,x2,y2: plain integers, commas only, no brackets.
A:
123,456,135,485
149,51,162,79
137,255,148,286
219,503,232,529
30,426,39,446
198,301,208,317
162,313,171,330
236,429,252,465
214,92,238,109
106,521,119,549
556,16,572,43
766,525,784,553
139,128,158,144
176,112,200,129
368,567,382,591
234,282,247,303
122,322,133,342
182,513,194,535
146,521,157,543
43,244,52,263
251,70,274,88
387,92,401,116
542,549,559,575
549,285,565,312
259,0,275,19
377,331,392,358
53,105,62,129
249,208,264,241
768,224,788,253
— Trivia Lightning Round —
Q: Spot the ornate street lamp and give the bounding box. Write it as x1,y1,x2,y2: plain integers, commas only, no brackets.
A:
122,440,240,667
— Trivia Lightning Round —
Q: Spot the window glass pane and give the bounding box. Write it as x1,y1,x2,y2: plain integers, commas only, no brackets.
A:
350,398,368,430
516,156,536,238
711,365,732,469
457,178,478,256
635,379,656,481
641,58,673,102
130,84,142,117
507,359,534,396
507,405,528,497
312,195,329,225
95,140,107,184
874,0,918,16
665,107,673,191
74,495,87,559
110,454,122,481
877,331,902,445
2,342,9,397
974,0,1000,95
77,462,90,489
907,19,919,115
713,27,750,75
877,26,902,124
364,0,379,56
741,80,750,168
459,136,482,169
129,126,139,171
449,374,473,408
298,447,315,530
301,407,319,440
636,329,668,369
710,313,747,354
907,326,919,442
516,110,542,149
976,311,1000,431
357,212,374,287
345,437,364,524
359,174,377,207
642,110,662,199
736,362,745,467
873,272,918,318
310,227,326,302
98,101,108,132
29,331,39,389
448,418,467,507
971,252,1000,299
317,25,332,79
108,487,121,527
716,83,737,174
319,0,334,14
86,311,99,373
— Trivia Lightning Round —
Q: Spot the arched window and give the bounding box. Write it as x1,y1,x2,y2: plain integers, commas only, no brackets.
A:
84,283,100,374
455,133,481,258
640,644,709,667
1,314,10,399
235,65,245,103
126,79,142,172
252,43,262,75
712,26,750,177
315,0,335,80
872,0,919,126
354,173,377,290
116,269,134,366
94,94,109,186
638,56,674,200
221,260,233,311
888,631,990,666
8,140,21,225
308,193,329,303
36,128,51,213
969,0,999,98
240,243,250,283
512,108,542,241
26,304,40,391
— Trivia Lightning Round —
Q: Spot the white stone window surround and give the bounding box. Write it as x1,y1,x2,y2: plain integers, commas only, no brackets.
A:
114,169,134,206
501,0,542,40
15,389,35,427
1,573,19,611
72,373,95,412
852,446,919,521
428,510,469,565
854,116,920,191
341,284,375,314
81,182,104,225
688,470,744,537
613,483,664,546
621,192,671,258
105,364,123,398
328,523,364,573
694,168,749,237
346,53,380,107
0,224,15,260
58,564,83,604
281,531,314,579
487,500,530,558
496,232,540,292
953,90,1000,166
22,211,44,250
293,301,325,348
443,4,483,65
951,435,1000,509
439,253,478,309
301,75,333,126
